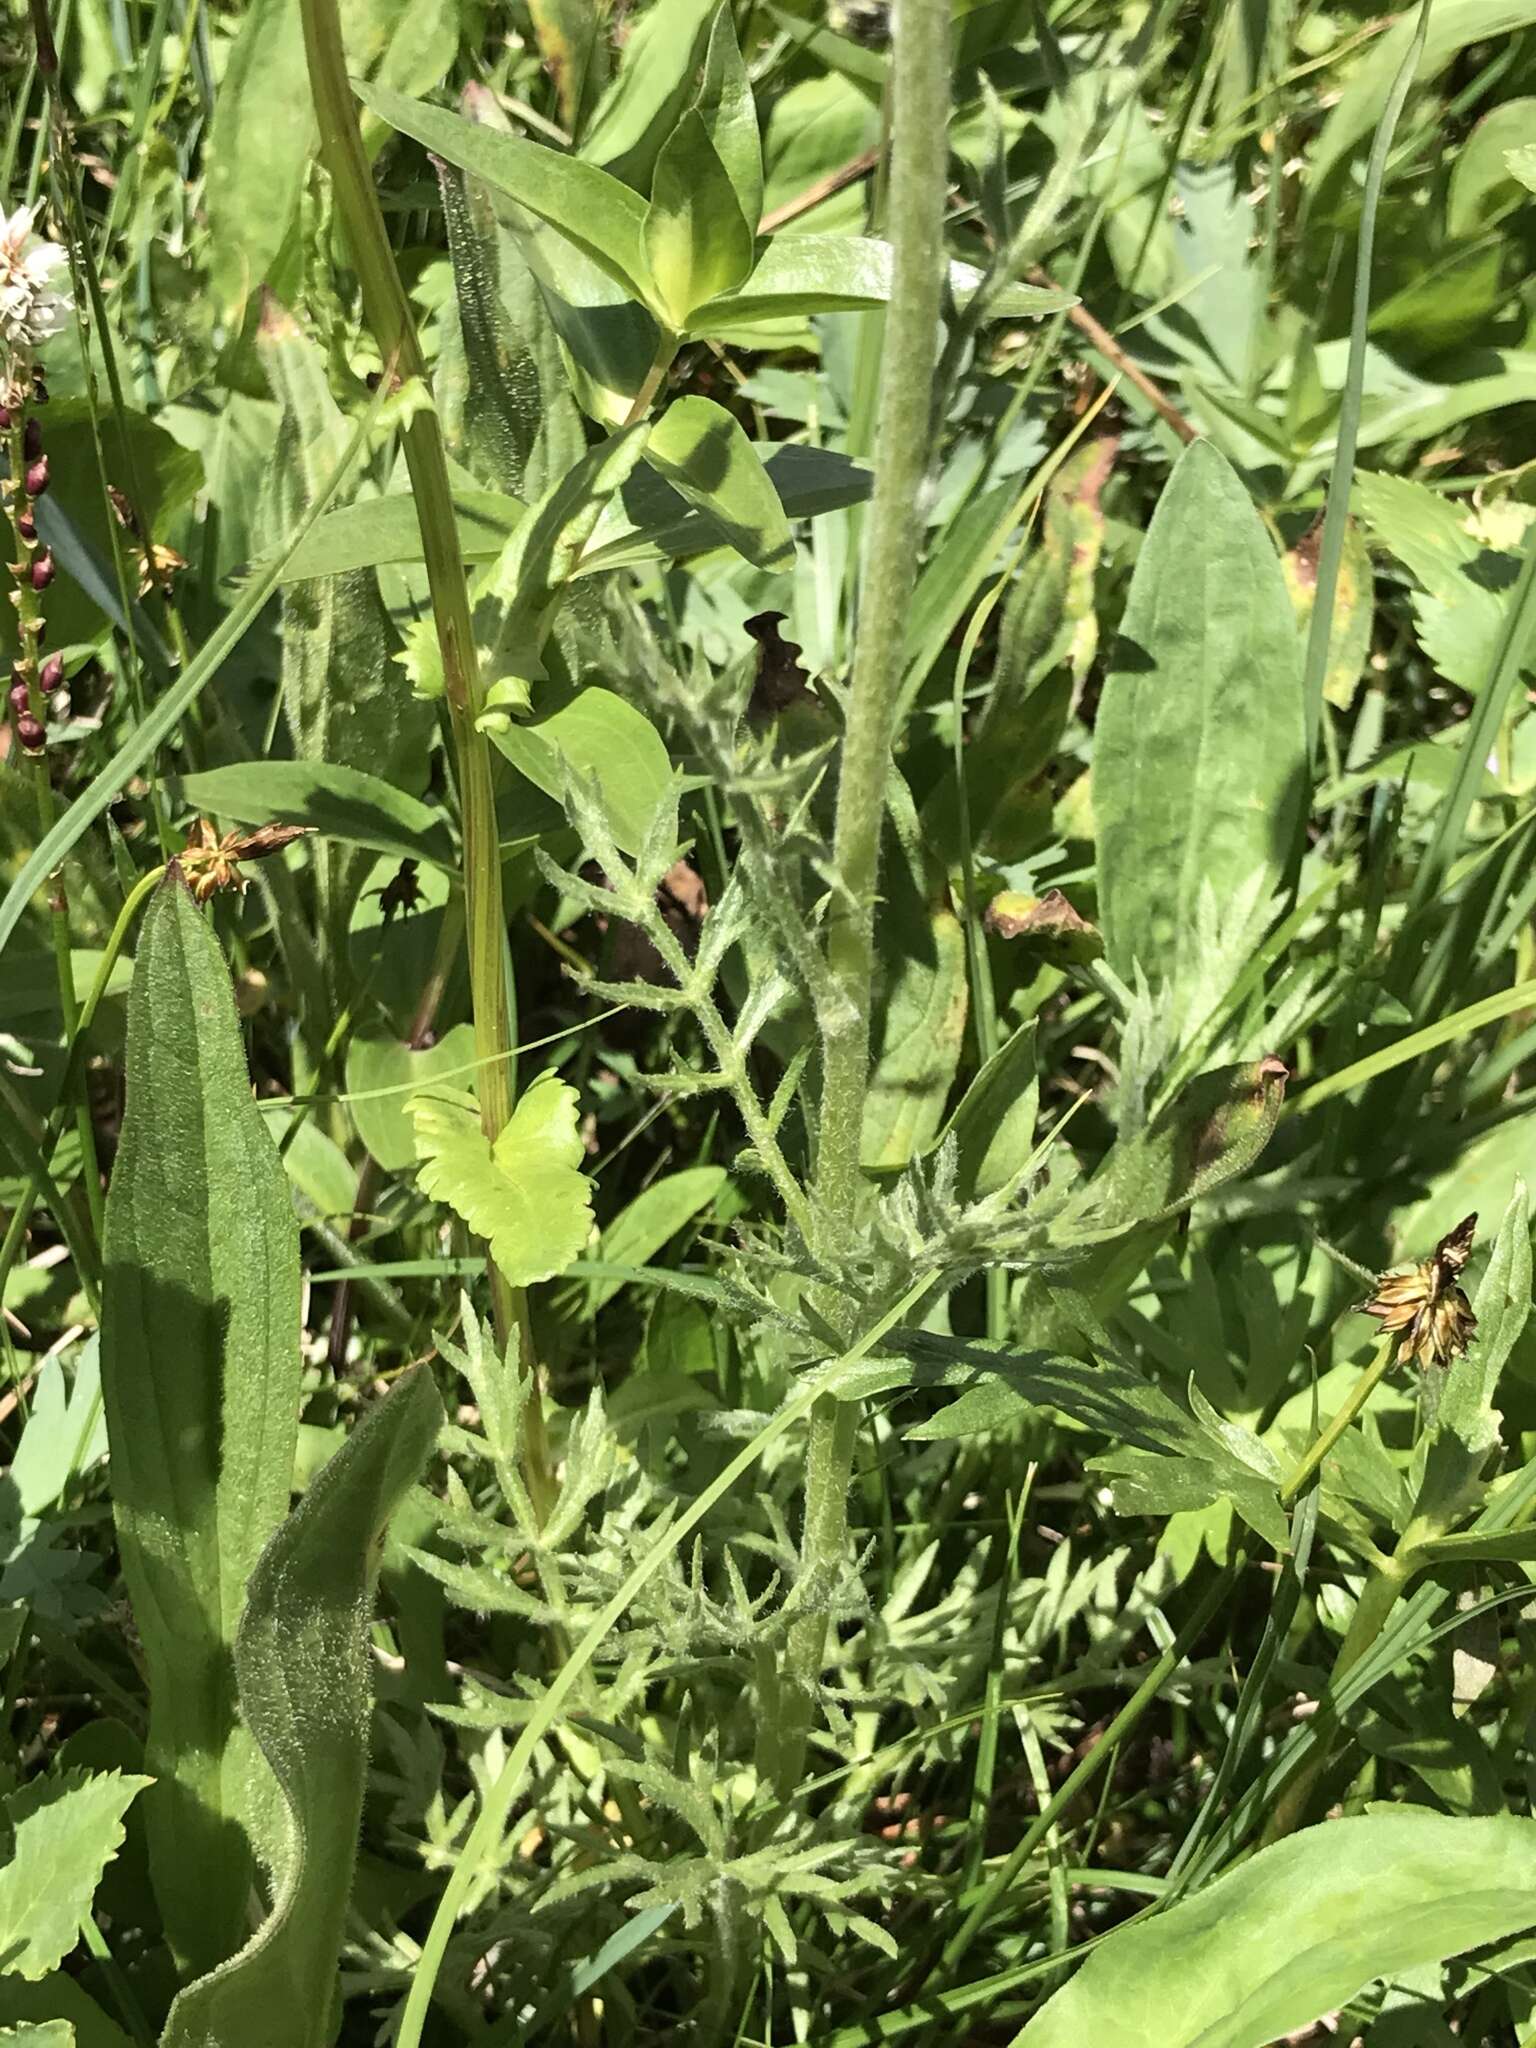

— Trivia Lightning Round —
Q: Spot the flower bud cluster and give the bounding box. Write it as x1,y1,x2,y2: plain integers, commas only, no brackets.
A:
4,363,56,760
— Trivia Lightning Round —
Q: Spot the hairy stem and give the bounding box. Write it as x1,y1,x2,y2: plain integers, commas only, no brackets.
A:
299,0,554,1513
779,0,952,1796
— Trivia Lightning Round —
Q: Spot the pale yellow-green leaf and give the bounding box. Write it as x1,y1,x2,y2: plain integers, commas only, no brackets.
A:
411,1075,593,1286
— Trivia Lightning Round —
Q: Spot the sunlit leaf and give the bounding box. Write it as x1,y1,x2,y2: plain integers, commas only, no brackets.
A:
412,1074,594,1287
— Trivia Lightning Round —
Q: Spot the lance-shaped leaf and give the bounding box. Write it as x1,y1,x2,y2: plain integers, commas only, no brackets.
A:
1047,1058,1290,1249
0,1771,152,1982
1017,1811,1536,2048
412,1072,594,1288
644,397,792,569
579,0,719,192
474,424,651,720
100,876,302,1976
694,3,763,229
180,762,454,869
644,109,756,327
1093,439,1307,995
356,81,654,300
162,1367,443,2048
692,232,1075,329
280,487,525,581
936,1019,1037,1203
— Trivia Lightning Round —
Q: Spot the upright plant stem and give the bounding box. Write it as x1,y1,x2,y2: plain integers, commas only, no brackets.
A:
776,0,951,1793
299,0,554,1515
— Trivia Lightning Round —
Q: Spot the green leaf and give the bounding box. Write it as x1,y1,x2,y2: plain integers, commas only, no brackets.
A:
1510,142,1536,193
162,1367,443,2048
488,684,674,858
1354,470,1524,695
258,1106,358,1220
347,1025,479,1173
412,1073,594,1288
644,110,755,327
100,878,302,1975
205,0,457,315
692,231,1074,329
578,441,872,571
1016,1811,1536,2047
0,2026,75,2046
1449,99,1536,234
585,1167,727,1309
694,3,763,229
861,888,969,1171
938,1020,1037,1202
1093,439,1306,998
1049,1060,1289,1249
644,397,793,569
280,488,525,582
0,1981,127,2048
435,120,584,502
0,1772,151,1982
1311,0,1536,189
286,446,868,581
579,0,719,193
356,81,654,300
180,762,454,869
474,426,652,717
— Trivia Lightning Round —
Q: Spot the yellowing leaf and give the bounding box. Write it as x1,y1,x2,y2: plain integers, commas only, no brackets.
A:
411,1074,593,1286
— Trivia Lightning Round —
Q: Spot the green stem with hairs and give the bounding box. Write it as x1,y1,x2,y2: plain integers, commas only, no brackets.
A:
776,0,952,1796
299,0,555,1516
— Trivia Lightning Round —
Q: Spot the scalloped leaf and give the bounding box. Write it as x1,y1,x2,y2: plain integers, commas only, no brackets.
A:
412,1073,594,1287
0,1771,152,1982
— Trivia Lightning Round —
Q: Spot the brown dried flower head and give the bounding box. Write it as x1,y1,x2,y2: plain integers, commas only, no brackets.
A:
177,817,311,903
1362,1213,1478,1370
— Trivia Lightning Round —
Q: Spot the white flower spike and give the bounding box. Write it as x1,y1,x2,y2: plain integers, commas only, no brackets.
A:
0,205,71,356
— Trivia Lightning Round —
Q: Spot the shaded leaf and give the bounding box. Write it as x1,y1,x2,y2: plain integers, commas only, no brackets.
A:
162,1369,442,2048
586,1167,727,1309
645,397,793,569
938,1020,1037,1203
347,1024,478,1173
100,879,302,1975
181,762,453,869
